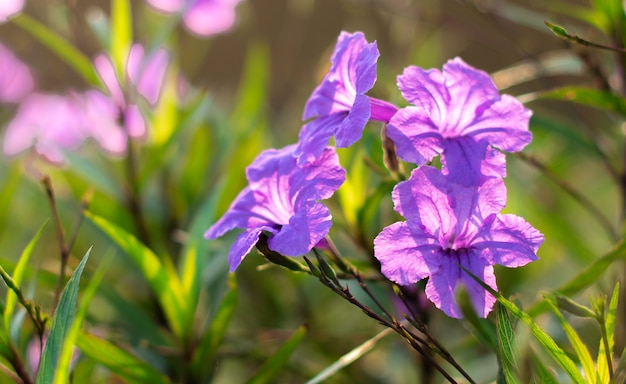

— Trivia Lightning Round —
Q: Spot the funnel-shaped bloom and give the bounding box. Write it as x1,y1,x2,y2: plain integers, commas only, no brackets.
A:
0,0,23,22
0,43,34,103
146,0,244,37
206,145,346,271
387,57,532,185
295,31,397,165
374,166,542,318
94,44,169,138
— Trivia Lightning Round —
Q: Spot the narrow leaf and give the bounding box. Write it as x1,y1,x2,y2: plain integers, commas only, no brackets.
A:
546,297,596,383
12,14,100,85
4,221,47,333
306,327,394,384
530,350,560,384
192,274,238,381
598,283,619,383
496,303,522,384
76,332,171,384
529,239,626,316
249,325,308,384
110,0,132,76
541,86,626,116
53,253,111,384
85,212,187,339
36,247,91,384
461,266,586,383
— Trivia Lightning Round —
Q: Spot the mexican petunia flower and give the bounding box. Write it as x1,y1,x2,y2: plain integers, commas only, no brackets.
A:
386,57,532,186
205,144,346,272
146,0,244,37
94,44,169,139
295,31,398,165
0,0,23,23
374,166,543,318
0,43,34,103
3,92,90,164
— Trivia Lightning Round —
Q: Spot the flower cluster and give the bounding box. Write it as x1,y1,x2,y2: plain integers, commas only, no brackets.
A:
2,44,168,164
207,31,543,318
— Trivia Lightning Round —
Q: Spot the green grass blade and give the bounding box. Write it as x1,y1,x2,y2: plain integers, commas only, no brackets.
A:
528,239,626,316
110,0,132,75
36,247,91,384
529,350,560,384
76,332,171,384
541,86,626,116
192,274,237,381
179,181,225,336
248,325,308,384
461,266,586,383
85,212,187,339
53,253,111,384
598,283,619,383
12,14,100,85
546,296,596,383
4,221,47,333
496,303,522,384
306,326,394,384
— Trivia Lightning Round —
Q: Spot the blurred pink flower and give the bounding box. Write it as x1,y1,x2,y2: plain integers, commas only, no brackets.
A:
2,92,89,164
94,44,169,139
2,90,135,163
0,0,24,22
0,43,34,103
147,0,244,37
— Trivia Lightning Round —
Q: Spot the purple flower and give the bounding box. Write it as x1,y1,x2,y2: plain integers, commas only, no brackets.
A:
0,0,23,22
295,31,397,165
94,44,169,138
374,166,543,318
146,0,244,37
2,92,90,164
0,43,34,103
387,57,532,185
205,145,346,271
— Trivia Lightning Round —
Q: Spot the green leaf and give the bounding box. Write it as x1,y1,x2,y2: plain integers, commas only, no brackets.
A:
306,326,394,384
11,14,100,85
598,283,619,383
541,86,626,116
36,247,91,384
85,212,187,339
179,181,226,336
4,221,47,334
496,303,522,384
545,21,570,38
76,332,171,384
529,350,560,384
529,239,626,316
192,274,237,381
546,297,596,383
110,0,132,77
248,325,308,384
461,266,586,383
53,253,111,384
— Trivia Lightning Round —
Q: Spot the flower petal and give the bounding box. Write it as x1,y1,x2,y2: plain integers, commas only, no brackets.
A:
374,221,440,286
268,201,332,256
386,106,443,165
473,213,543,267
295,114,344,165
425,249,497,318
464,94,533,152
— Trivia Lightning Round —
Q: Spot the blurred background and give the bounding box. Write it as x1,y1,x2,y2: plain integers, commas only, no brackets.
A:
0,0,622,383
